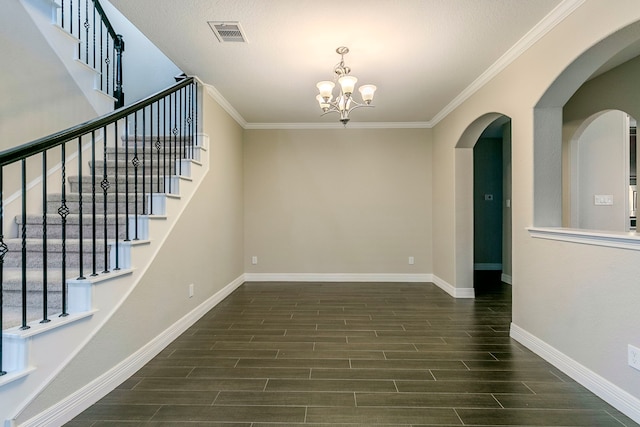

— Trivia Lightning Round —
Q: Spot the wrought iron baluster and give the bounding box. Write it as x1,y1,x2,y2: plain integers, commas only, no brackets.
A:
91,130,97,276
20,159,29,330
41,152,50,323
133,111,139,240
59,143,69,317
142,107,147,215
92,2,96,69
168,94,173,194
69,0,73,35
99,21,104,91
61,0,66,30
77,137,85,280
101,125,110,273
84,0,89,64
0,168,7,376
149,104,154,214
113,121,120,269
153,101,159,208
124,117,130,241
105,36,110,95
171,91,177,192
163,97,167,193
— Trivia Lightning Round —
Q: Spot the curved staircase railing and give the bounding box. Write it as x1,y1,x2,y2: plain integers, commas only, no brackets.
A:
57,0,125,108
0,76,198,376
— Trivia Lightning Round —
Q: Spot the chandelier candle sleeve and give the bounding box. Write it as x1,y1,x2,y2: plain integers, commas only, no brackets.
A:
315,46,377,125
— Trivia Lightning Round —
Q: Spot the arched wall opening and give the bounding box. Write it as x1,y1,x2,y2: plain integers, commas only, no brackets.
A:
565,110,636,232
534,21,640,228
454,113,512,295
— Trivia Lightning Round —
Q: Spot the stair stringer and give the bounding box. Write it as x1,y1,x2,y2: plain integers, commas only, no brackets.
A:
20,0,115,116
1,134,210,427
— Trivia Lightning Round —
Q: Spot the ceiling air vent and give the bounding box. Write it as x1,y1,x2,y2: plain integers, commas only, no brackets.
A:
208,21,247,43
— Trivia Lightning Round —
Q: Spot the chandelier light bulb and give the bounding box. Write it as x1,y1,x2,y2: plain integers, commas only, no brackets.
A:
338,75,358,96
359,84,377,104
316,81,335,101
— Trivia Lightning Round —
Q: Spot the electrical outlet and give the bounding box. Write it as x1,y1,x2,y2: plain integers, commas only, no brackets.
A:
252,256,258,265
629,345,640,371
408,256,414,265
189,283,194,298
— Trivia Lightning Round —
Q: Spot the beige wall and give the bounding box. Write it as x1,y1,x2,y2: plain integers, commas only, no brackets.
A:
244,128,432,275
430,0,640,406
20,89,245,419
0,0,97,149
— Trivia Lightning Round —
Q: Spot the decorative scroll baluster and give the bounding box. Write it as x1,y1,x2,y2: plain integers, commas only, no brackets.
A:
20,160,29,330
101,125,110,273
59,143,69,318
0,168,7,376
84,0,89,65
124,118,130,241
132,111,139,240
41,152,50,323
91,131,98,276
155,101,161,196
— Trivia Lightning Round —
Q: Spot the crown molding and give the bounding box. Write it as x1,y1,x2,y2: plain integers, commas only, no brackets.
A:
429,0,586,126
203,84,248,128
243,121,433,130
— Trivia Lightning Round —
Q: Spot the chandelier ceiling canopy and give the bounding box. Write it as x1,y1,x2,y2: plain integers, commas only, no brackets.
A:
315,46,377,126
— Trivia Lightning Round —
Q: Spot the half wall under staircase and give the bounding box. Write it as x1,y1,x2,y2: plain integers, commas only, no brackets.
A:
0,77,209,426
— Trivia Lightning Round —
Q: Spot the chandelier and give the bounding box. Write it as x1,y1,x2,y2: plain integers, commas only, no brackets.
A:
315,46,377,126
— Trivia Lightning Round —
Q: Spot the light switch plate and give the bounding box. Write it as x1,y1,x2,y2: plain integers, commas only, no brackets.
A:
594,195,614,206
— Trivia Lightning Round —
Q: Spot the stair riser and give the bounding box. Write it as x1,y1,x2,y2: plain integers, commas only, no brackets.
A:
90,163,179,174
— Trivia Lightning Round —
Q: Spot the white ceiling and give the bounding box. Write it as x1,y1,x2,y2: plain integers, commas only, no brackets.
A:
109,0,578,128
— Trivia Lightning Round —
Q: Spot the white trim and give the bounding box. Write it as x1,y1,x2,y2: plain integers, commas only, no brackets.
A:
243,273,431,283
431,275,475,299
528,227,640,251
429,0,585,127
510,323,640,425
473,263,502,270
501,273,512,285
243,273,475,299
243,121,433,130
203,84,247,128
17,274,246,427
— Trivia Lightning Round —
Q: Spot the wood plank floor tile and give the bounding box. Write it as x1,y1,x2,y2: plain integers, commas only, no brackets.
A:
67,279,637,427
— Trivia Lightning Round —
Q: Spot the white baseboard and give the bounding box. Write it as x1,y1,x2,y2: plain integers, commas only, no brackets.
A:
431,275,475,299
510,323,640,425
19,274,246,427
244,273,475,299
474,263,502,270
501,273,512,284
243,273,432,283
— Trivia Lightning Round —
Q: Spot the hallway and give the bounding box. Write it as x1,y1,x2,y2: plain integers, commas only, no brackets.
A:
68,279,637,426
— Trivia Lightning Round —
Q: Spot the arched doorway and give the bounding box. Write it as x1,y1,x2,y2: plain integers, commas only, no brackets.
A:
454,113,512,295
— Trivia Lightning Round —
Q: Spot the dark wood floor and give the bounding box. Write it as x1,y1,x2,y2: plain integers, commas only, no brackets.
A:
67,274,638,426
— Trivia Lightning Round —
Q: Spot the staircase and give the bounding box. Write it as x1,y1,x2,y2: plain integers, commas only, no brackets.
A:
0,77,204,427
2,142,186,330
